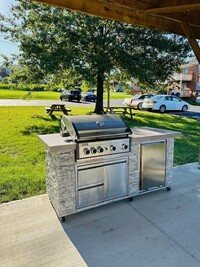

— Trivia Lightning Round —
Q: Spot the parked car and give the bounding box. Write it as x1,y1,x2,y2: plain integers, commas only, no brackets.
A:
60,90,70,100
123,94,154,110
142,95,189,113
60,90,81,102
75,87,82,93
115,88,124,92
82,92,97,102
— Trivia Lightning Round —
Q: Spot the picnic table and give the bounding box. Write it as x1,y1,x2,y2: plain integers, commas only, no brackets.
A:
103,106,136,120
45,103,71,116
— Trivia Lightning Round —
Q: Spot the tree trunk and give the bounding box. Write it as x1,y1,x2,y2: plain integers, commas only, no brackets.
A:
94,71,104,114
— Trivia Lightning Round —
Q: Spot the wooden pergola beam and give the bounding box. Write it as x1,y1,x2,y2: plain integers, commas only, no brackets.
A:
103,0,200,10
33,0,200,39
144,3,200,14
168,13,200,27
101,0,152,10
181,21,200,63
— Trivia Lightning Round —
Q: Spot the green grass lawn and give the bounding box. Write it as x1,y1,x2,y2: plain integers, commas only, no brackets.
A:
0,89,132,100
0,89,61,100
0,106,199,204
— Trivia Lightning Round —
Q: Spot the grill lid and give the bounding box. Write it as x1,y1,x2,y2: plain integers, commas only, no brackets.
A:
60,114,132,141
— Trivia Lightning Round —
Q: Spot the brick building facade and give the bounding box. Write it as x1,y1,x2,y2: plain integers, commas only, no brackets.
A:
172,60,200,99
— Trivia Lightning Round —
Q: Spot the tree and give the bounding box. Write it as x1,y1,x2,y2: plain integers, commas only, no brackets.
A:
1,0,190,113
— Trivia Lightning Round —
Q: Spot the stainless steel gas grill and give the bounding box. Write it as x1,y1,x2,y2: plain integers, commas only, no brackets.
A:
60,114,132,210
60,114,132,160
39,119,181,219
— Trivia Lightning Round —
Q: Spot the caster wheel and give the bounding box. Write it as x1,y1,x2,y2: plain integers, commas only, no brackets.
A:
128,197,133,202
166,187,171,191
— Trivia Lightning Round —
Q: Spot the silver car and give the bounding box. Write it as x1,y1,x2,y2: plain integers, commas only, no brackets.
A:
123,94,154,110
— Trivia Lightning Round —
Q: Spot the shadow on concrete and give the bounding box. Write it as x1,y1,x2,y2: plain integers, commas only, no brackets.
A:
61,163,200,267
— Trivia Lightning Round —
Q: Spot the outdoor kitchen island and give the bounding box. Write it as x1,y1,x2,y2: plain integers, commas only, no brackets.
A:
39,123,181,220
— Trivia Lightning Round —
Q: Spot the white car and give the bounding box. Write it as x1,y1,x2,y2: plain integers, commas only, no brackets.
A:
123,94,154,110
142,95,189,113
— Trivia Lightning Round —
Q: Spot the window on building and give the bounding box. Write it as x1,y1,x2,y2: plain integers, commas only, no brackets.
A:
182,83,187,90
183,68,188,73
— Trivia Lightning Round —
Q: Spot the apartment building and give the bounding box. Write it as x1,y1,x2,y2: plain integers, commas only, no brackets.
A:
171,59,200,99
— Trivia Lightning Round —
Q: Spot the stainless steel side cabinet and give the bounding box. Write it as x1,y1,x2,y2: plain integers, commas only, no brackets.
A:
140,141,166,191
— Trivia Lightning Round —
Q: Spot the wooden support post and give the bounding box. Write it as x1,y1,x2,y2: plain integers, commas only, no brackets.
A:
181,21,200,64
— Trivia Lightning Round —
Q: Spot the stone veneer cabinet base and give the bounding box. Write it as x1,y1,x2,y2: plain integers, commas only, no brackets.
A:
39,127,181,219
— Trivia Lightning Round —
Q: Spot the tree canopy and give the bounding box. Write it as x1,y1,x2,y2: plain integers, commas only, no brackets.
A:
1,0,190,113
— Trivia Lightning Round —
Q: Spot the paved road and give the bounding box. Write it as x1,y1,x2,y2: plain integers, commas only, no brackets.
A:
0,99,123,107
0,99,96,107
0,99,200,119
0,98,200,110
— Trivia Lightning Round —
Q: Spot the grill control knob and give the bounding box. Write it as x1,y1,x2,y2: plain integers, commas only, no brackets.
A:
121,143,128,150
84,148,90,155
91,147,97,154
110,145,116,151
97,147,104,153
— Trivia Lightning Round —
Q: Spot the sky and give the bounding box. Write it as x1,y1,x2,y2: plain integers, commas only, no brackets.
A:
0,0,20,62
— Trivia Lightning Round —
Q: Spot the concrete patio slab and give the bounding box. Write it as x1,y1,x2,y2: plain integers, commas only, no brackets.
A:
0,162,199,267
0,195,86,267
62,162,200,267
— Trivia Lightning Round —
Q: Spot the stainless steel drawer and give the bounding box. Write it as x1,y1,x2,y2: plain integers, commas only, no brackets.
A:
77,165,104,187
78,184,104,208
76,158,128,208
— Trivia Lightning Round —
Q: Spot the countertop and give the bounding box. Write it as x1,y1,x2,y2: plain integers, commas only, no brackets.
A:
38,134,76,153
129,127,182,142
39,127,181,153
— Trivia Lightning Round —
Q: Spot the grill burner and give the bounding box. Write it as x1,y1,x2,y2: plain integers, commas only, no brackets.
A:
60,114,132,159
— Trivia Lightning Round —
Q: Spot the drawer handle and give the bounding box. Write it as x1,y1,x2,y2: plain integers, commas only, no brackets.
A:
78,183,104,191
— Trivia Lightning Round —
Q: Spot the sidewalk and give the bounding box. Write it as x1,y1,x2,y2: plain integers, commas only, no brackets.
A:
0,195,86,267
0,163,199,267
